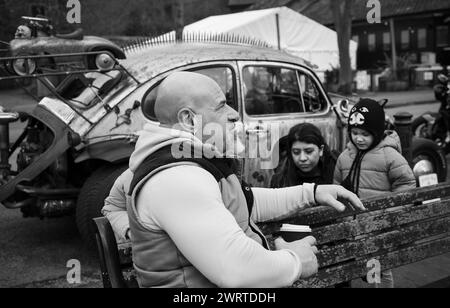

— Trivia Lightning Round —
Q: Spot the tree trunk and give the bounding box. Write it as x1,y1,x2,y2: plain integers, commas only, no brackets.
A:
331,0,354,95
389,18,398,80
174,0,184,41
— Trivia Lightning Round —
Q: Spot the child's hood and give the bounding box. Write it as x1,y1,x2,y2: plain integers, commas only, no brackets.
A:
346,130,402,154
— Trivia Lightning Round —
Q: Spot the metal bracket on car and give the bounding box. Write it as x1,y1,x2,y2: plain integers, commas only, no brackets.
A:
0,51,138,82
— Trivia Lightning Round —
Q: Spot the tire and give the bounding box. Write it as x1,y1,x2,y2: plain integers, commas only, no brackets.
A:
76,164,129,248
411,137,447,183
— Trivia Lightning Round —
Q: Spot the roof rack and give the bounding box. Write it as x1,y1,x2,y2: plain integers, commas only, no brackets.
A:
0,51,138,83
122,31,272,56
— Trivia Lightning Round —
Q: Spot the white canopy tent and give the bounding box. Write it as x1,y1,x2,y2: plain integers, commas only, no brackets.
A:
183,7,358,73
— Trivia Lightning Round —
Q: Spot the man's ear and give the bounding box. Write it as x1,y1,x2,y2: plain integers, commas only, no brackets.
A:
177,108,195,132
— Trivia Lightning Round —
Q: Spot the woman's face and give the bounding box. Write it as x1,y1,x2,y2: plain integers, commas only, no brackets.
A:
291,141,323,173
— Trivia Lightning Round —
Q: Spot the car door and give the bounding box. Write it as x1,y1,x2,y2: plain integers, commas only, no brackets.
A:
238,61,341,188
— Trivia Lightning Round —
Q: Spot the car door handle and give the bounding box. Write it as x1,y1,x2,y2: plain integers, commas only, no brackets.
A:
246,126,267,135
246,129,267,134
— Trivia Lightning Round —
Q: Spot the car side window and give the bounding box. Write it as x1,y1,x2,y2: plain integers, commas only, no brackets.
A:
192,67,237,111
142,66,237,121
297,71,327,113
243,66,304,116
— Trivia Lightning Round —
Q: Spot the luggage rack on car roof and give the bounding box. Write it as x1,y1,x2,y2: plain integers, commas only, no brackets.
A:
0,51,138,83
121,31,272,56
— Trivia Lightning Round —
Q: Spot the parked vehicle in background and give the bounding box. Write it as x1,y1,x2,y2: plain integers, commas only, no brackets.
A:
413,74,450,153
0,33,446,246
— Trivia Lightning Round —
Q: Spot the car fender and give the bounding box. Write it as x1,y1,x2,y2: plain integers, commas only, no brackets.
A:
75,139,135,164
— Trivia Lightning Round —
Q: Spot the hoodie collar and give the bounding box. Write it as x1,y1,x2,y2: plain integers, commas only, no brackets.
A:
129,123,223,173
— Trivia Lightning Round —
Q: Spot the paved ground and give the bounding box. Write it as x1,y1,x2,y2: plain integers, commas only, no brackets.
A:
363,89,437,107
0,205,101,288
0,87,449,288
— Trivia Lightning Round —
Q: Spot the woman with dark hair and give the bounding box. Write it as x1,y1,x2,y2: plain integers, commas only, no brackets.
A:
271,123,337,188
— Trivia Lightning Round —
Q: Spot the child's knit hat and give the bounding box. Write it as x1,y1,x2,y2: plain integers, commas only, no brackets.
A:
348,98,386,149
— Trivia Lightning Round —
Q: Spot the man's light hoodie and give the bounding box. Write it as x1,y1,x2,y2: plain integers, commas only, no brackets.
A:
128,123,317,288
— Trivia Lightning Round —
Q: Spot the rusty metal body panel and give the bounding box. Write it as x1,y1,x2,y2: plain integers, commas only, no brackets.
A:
1,40,344,208
55,42,341,187
122,42,311,83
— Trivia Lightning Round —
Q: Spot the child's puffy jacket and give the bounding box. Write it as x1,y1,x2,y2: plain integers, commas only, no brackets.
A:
334,131,416,198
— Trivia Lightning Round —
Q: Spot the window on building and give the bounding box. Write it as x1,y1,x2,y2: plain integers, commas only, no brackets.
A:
418,28,427,49
401,30,410,50
30,4,46,17
437,26,449,47
164,4,173,19
383,32,391,51
368,33,376,52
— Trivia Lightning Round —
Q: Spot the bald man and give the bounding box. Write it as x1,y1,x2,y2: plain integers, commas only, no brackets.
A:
104,72,364,288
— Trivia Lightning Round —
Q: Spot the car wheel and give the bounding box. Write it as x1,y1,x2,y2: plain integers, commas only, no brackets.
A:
411,138,447,183
76,163,129,248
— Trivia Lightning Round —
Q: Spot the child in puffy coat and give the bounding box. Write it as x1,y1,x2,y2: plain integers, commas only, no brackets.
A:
334,98,416,288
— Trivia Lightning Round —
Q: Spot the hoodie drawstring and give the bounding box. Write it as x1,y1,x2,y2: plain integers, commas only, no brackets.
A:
346,151,366,196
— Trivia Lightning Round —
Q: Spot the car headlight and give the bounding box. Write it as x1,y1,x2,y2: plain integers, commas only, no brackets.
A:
11,58,37,76
413,159,435,178
95,53,115,71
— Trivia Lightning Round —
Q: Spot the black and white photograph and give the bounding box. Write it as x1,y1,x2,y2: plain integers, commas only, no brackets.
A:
0,0,449,293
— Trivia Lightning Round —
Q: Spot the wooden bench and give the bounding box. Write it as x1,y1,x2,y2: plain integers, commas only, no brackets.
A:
92,217,137,288
93,183,450,288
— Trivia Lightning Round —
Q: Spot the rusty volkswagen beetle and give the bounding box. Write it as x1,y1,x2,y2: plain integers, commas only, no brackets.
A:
0,35,444,245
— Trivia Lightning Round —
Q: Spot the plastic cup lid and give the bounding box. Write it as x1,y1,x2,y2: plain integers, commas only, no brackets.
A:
280,224,312,233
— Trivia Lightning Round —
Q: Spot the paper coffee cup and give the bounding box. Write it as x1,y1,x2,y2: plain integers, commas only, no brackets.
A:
279,224,312,243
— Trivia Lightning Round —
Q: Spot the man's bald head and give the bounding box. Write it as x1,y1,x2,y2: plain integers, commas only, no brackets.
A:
154,72,225,125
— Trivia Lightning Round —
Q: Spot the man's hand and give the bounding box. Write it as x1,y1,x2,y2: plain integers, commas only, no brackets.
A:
275,236,318,279
315,185,366,212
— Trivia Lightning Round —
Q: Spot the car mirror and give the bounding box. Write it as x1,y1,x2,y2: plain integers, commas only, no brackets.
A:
337,99,350,114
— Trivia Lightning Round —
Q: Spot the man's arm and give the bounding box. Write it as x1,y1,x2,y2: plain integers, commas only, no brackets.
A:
251,184,315,223
136,165,305,288
102,169,133,241
252,184,365,223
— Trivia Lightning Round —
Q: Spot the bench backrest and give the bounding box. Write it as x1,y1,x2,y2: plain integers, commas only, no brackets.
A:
94,183,450,288
92,217,132,288
260,183,450,287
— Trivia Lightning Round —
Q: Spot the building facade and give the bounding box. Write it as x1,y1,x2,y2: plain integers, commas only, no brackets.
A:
250,0,450,70
0,0,257,41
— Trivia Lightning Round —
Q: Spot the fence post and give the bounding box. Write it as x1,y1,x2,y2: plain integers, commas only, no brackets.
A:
394,112,413,165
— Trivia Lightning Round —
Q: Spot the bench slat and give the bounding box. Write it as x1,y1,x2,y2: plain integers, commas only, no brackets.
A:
315,201,450,244
261,199,450,242
318,217,450,267
294,236,450,288
260,184,450,230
